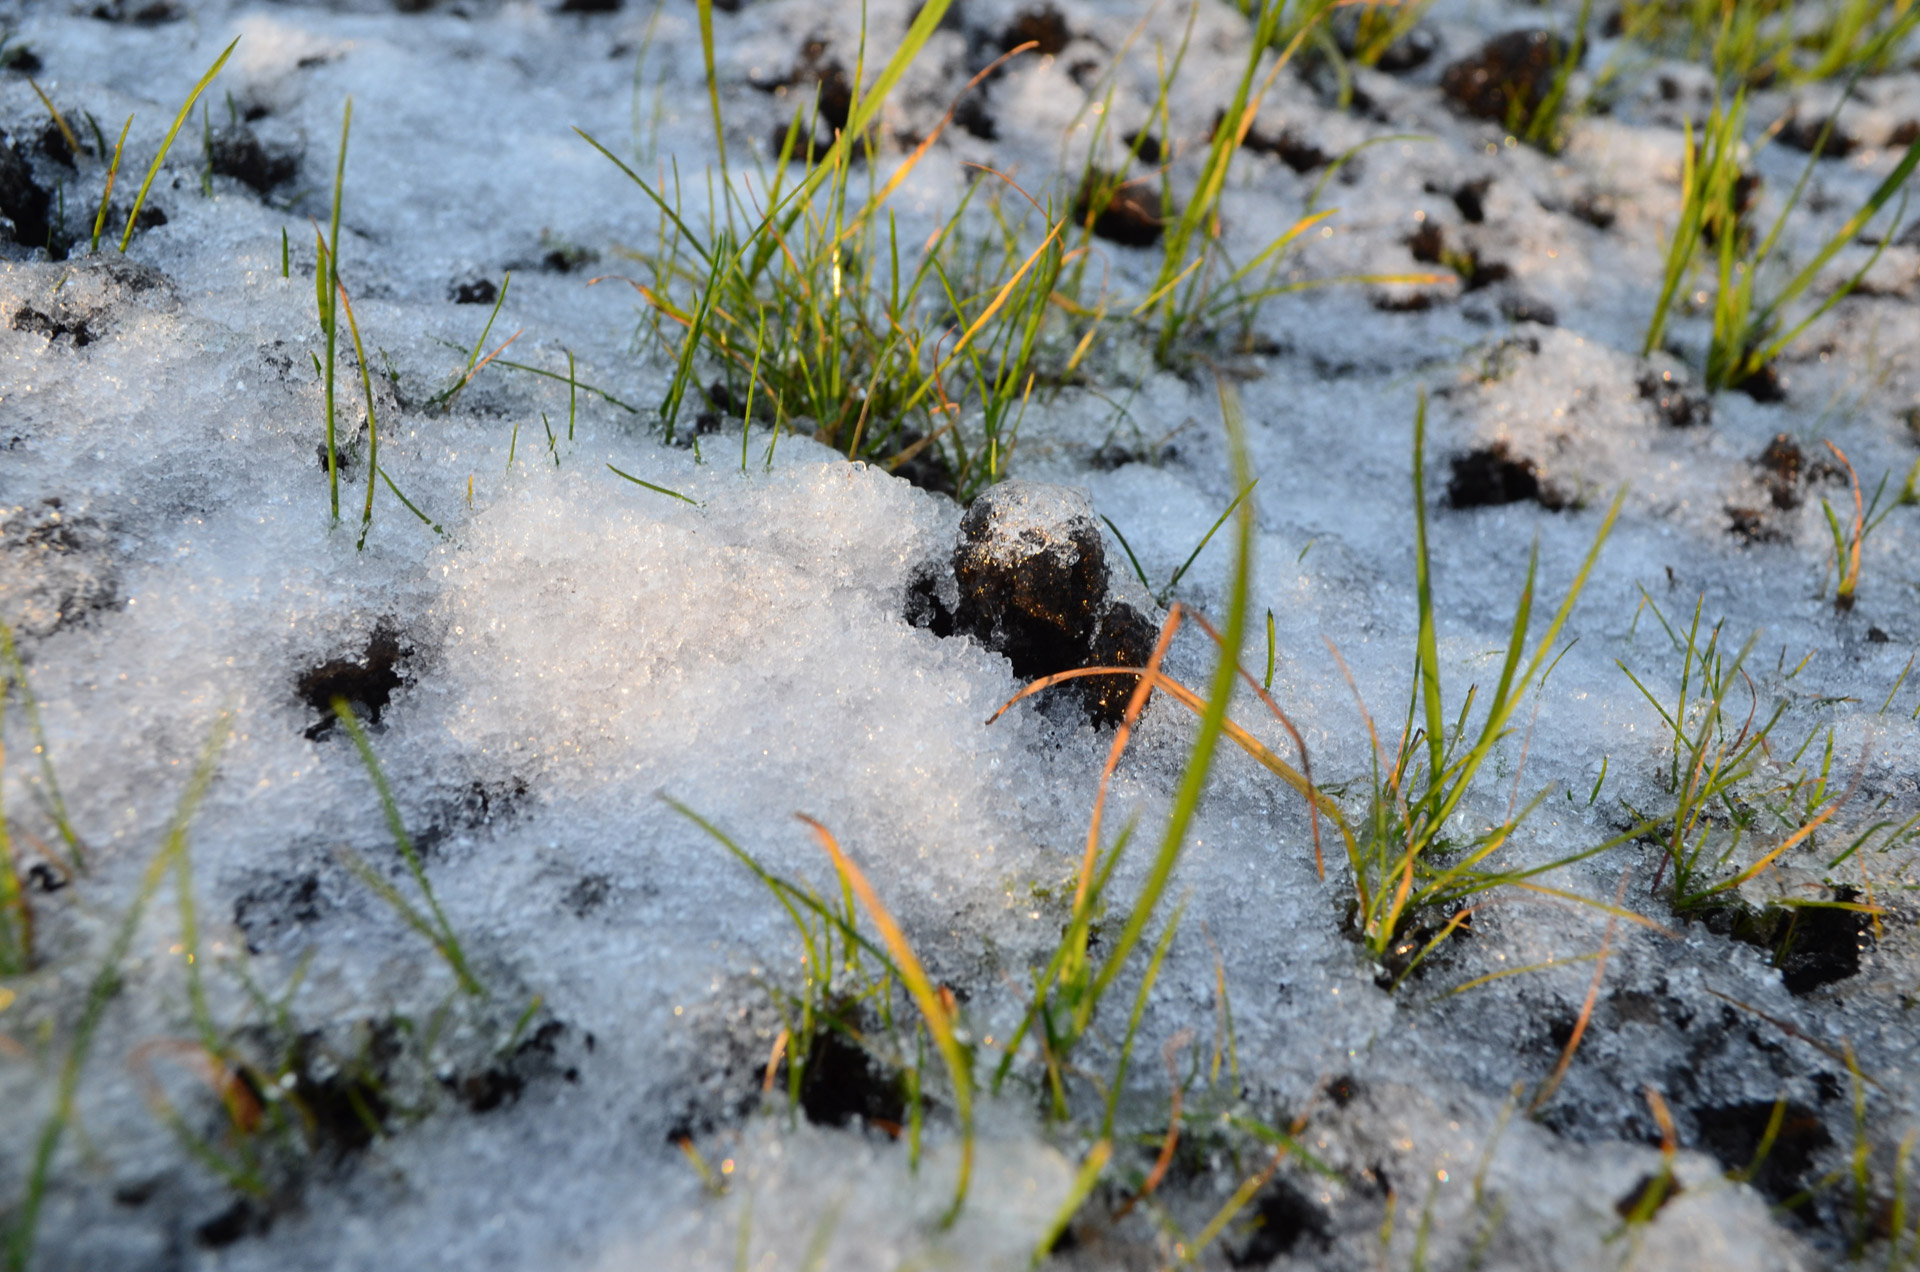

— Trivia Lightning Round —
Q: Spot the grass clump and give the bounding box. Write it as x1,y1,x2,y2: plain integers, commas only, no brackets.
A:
587,0,1071,497
1331,395,1631,982
1643,26,1920,395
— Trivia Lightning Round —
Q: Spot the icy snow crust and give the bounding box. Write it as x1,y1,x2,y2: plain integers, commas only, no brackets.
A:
1,0,1918,1267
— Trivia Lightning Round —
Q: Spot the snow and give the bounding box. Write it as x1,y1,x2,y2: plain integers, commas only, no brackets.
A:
3,0,1919,1267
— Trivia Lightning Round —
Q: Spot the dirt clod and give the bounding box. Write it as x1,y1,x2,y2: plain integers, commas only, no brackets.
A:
800,1027,906,1133
1227,1177,1331,1266
208,126,300,194
1002,6,1070,56
1446,442,1566,509
1692,1100,1829,1215
1440,30,1568,129
0,137,52,252
296,625,409,739
1638,369,1712,428
1073,170,1163,247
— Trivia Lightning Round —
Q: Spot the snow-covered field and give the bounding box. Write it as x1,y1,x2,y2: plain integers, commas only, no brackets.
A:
2,0,1918,1268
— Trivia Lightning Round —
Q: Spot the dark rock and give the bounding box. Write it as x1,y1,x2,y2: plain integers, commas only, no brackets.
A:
1446,442,1567,509
208,126,300,194
1440,30,1569,128
1073,169,1163,247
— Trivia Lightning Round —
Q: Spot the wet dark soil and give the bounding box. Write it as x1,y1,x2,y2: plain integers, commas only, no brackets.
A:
296,625,409,739
1074,170,1163,247
1440,31,1571,131
1226,1177,1332,1266
800,1026,907,1133
208,126,301,194
1445,442,1567,510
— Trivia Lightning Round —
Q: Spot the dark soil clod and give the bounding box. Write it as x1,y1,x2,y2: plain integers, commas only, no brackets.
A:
1692,1099,1830,1215
207,126,300,194
1073,170,1163,247
1772,888,1873,995
1778,114,1856,158
448,1020,568,1113
1756,433,1804,508
1446,442,1567,510
296,625,409,740
1450,176,1492,223
0,44,42,74
1501,295,1556,326
1226,1177,1332,1266
196,1199,272,1248
1638,369,1712,428
800,1026,906,1133
1214,109,1329,172
1440,30,1570,129
450,277,497,305
290,1026,400,1156
1123,129,1162,166
1002,6,1071,56
1079,600,1157,727
1700,891,1872,995
11,306,92,345
0,137,53,252
946,481,1152,726
953,482,1107,681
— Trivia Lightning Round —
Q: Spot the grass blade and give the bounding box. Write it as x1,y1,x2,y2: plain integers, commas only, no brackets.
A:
120,38,238,253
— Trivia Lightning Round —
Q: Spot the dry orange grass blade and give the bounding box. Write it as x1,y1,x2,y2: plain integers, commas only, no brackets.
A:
1077,604,1185,913
129,1039,264,1138
1530,865,1632,1114
986,665,1354,860
1187,610,1325,877
798,815,974,1226
1112,1028,1193,1221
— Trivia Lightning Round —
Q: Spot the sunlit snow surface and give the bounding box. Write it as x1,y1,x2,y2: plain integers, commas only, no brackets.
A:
2,0,1918,1267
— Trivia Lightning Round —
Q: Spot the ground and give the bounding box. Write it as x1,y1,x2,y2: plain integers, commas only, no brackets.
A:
1,0,1918,1269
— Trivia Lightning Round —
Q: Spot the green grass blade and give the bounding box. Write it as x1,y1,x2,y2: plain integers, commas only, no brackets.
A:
120,38,238,253
4,714,229,1272
1080,377,1254,1030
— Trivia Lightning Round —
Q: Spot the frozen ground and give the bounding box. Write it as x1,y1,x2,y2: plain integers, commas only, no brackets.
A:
1,0,1918,1268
